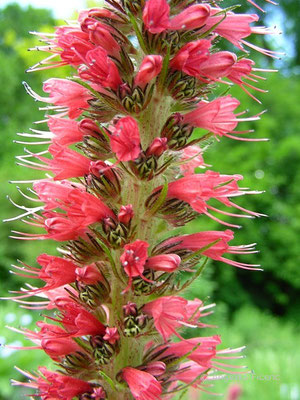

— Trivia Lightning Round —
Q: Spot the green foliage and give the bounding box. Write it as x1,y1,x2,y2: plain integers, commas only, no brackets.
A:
0,302,51,400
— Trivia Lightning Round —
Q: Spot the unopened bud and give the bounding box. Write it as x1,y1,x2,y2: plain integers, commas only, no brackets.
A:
118,205,134,225
102,217,118,233
135,55,163,89
123,302,138,316
75,265,102,285
146,137,168,157
136,313,148,329
78,118,102,136
146,254,181,272
144,361,166,377
103,327,120,345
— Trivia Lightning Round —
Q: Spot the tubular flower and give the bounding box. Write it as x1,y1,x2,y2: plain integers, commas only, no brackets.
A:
54,298,106,336
12,367,93,400
79,47,122,90
39,78,92,118
146,254,181,272
120,240,149,290
81,18,121,58
203,10,280,57
143,0,170,34
227,58,269,103
53,27,94,66
47,116,85,145
143,295,208,340
30,143,92,179
135,55,163,89
110,116,141,161
180,145,206,175
121,367,162,400
34,180,115,226
169,4,211,31
7,323,82,361
161,170,263,227
203,11,259,50
170,40,211,76
198,51,237,81
182,95,261,140
6,0,275,398
159,230,261,270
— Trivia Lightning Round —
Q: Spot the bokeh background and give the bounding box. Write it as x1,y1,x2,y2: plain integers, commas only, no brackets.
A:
0,1,299,399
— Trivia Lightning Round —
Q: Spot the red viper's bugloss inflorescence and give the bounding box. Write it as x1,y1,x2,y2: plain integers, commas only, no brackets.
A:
4,0,279,399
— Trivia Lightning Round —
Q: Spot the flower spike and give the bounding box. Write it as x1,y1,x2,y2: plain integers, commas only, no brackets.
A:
5,0,276,398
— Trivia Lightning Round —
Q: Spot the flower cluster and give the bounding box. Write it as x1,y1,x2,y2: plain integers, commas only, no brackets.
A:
5,0,277,399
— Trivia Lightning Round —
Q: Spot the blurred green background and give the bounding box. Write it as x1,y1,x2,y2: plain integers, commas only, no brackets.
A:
0,1,299,399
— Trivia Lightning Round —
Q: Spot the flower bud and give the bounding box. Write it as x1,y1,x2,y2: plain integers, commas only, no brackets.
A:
81,18,121,58
123,302,138,316
143,0,170,34
135,55,163,89
146,137,168,157
118,205,134,225
143,361,166,377
75,265,102,285
146,254,181,272
78,118,102,136
199,51,237,80
169,4,210,31
103,327,120,345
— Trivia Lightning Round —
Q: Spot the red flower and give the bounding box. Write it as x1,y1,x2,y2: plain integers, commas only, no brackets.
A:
163,335,221,367
75,264,102,285
10,254,77,297
143,296,210,340
7,323,81,361
47,116,84,145
198,51,237,80
203,11,259,50
12,367,92,400
182,95,260,140
55,298,106,337
160,230,260,270
146,137,168,157
34,180,115,227
81,18,121,58
36,143,92,179
172,360,208,387
227,58,267,103
122,367,162,400
110,116,141,161
170,40,211,77
143,296,188,340
15,180,114,242
146,254,181,272
118,204,134,225
180,145,206,176
55,26,94,66
169,4,211,31
79,47,122,90
120,240,149,291
103,327,120,344
143,0,170,34
43,216,87,241
42,78,92,118
135,55,163,89
164,170,263,227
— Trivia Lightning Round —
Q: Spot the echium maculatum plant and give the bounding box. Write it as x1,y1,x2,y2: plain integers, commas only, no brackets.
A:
4,0,279,399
